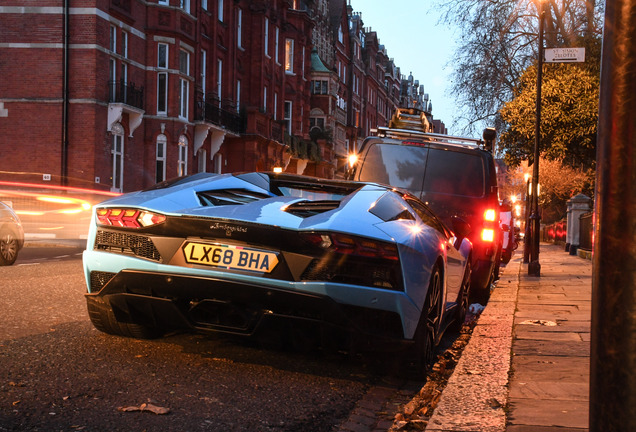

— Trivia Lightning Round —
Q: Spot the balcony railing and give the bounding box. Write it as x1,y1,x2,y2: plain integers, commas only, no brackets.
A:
194,91,245,135
108,80,144,110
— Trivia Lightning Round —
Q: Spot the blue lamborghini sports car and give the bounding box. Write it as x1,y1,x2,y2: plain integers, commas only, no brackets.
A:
83,172,472,369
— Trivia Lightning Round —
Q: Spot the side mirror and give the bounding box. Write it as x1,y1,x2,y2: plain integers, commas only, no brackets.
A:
482,127,496,152
451,215,472,239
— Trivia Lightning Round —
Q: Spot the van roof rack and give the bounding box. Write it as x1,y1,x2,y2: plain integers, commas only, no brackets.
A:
371,126,486,149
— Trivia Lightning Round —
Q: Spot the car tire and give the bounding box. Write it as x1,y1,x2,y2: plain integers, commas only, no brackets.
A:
0,230,19,266
407,265,443,378
451,260,471,332
86,299,162,339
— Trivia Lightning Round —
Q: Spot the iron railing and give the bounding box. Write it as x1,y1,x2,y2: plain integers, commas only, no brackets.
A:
108,80,144,110
194,91,245,134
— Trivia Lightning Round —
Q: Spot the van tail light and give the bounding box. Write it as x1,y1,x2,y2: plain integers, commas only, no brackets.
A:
481,228,495,242
480,208,498,243
96,208,166,228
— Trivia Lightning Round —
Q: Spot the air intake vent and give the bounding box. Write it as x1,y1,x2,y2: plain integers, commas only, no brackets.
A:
198,189,270,206
89,271,117,293
284,200,341,218
95,230,161,262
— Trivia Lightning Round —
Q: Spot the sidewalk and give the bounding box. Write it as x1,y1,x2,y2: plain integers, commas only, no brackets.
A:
426,243,592,432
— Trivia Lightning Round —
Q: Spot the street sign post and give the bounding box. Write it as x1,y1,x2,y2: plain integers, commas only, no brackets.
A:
544,47,586,63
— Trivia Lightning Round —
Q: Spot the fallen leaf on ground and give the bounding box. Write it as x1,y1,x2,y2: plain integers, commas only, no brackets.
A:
117,403,170,415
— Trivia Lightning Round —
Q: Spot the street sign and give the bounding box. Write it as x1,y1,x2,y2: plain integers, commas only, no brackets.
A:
544,48,585,63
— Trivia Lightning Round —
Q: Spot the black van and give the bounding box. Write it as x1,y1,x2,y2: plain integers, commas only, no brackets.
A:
347,109,502,301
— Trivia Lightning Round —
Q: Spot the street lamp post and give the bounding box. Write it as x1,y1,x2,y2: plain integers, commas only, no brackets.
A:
523,174,532,263
528,0,545,276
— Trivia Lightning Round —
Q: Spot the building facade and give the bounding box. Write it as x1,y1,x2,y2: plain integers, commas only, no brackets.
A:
0,0,445,193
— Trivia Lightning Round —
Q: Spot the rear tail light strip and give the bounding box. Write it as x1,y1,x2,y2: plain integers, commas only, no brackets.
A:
96,208,166,228
302,232,399,261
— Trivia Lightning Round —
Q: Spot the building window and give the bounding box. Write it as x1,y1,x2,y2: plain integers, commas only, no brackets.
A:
301,46,305,77
180,0,190,14
263,86,267,112
274,27,280,64
158,0,168,4
197,149,207,173
122,31,128,58
111,123,124,193
218,0,223,22
157,72,167,114
110,25,116,53
179,78,189,118
237,8,243,48
156,134,167,184
284,101,292,134
264,18,269,57
201,49,207,96
158,43,168,69
338,24,343,43
236,80,241,112
109,58,116,101
284,39,294,73
274,92,278,120
178,136,188,177
217,59,222,106
311,80,328,95
213,153,223,174
201,0,207,10
179,49,190,75
310,117,325,130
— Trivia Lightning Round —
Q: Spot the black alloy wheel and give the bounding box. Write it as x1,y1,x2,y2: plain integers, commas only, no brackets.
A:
451,260,471,332
409,266,443,378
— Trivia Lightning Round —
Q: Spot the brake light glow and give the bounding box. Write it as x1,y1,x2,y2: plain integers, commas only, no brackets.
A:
96,208,166,228
484,209,497,222
481,228,495,242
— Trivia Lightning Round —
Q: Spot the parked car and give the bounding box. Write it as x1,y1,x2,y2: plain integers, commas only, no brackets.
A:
0,201,25,266
499,199,519,264
82,172,472,373
346,108,502,302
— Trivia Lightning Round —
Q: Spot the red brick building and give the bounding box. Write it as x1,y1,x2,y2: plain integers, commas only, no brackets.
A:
0,0,445,192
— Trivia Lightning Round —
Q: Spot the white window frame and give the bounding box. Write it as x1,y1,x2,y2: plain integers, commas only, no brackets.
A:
110,25,116,53
213,153,223,174
197,148,207,173
180,0,190,14
158,43,168,69
111,124,124,193
178,136,188,177
156,134,167,184
284,38,294,74
179,78,189,119
122,31,128,58
157,72,168,115
284,100,292,134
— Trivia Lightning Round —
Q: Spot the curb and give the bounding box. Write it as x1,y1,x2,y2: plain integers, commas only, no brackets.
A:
425,257,522,432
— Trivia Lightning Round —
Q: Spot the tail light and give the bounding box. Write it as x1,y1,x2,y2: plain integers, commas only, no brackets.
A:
96,208,166,228
480,208,498,243
302,232,399,261
300,232,402,291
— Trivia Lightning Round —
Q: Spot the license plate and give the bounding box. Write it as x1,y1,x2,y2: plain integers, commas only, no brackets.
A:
182,241,279,273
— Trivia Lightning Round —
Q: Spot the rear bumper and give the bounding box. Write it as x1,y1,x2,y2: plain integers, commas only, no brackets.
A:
85,269,408,348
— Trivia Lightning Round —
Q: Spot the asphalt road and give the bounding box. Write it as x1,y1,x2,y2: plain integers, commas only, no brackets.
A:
0,254,419,432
